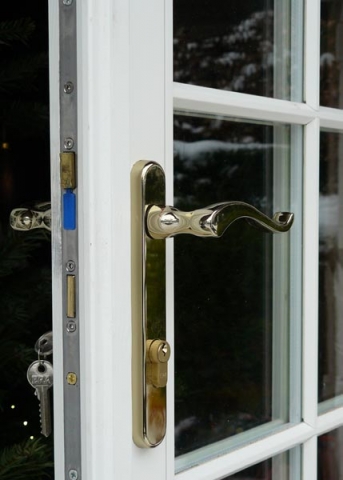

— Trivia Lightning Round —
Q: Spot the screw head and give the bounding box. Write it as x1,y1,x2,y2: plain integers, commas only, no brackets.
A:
64,138,74,150
67,372,78,385
66,260,76,272
68,470,78,480
63,0,74,6
67,321,77,333
64,81,74,94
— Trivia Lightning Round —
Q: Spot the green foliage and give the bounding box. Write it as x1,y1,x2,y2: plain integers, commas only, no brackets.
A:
0,228,51,408
0,53,48,94
0,229,46,278
0,17,48,139
0,439,53,480
0,12,53,479
0,18,35,47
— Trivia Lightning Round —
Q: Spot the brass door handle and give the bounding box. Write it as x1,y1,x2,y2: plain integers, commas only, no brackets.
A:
131,160,294,449
10,202,52,231
147,202,293,239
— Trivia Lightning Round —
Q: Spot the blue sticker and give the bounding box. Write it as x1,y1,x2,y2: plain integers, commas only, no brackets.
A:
63,190,76,230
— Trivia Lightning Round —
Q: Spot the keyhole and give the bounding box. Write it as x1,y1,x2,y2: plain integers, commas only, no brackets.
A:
161,345,168,357
37,363,46,373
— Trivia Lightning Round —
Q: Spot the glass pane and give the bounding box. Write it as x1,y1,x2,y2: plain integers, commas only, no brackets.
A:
0,3,53,478
224,450,293,479
318,427,343,479
318,130,343,409
320,0,343,108
174,115,296,462
174,0,303,100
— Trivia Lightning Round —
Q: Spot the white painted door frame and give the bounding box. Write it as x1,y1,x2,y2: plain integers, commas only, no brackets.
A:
50,0,173,479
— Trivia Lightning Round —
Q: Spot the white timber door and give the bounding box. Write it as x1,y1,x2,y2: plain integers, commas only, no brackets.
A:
50,0,343,478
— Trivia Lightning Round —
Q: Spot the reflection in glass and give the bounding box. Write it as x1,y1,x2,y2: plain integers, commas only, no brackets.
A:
174,115,292,458
320,1,343,108
224,451,290,479
318,131,343,407
318,427,343,479
174,0,301,100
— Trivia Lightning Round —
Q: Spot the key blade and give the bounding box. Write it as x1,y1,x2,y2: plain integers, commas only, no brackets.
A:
39,386,52,437
27,361,53,438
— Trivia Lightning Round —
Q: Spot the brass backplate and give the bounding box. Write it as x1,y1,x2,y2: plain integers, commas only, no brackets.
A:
131,160,167,448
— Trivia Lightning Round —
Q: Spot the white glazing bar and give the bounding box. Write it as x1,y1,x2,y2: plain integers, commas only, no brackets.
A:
49,0,64,477
302,437,317,480
176,420,284,474
304,0,320,109
274,0,291,100
174,83,316,125
175,423,313,480
291,0,304,102
289,445,302,480
317,406,343,435
319,106,343,130
302,118,320,428
272,125,291,423
318,395,343,414
289,125,304,425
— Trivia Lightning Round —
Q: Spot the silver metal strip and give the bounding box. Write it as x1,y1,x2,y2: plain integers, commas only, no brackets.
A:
59,0,81,478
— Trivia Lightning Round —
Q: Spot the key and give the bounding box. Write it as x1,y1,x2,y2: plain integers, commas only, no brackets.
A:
35,331,53,357
27,360,53,437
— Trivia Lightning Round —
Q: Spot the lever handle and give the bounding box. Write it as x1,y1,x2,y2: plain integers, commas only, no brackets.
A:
131,160,294,449
147,202,294,240
10,202,51,231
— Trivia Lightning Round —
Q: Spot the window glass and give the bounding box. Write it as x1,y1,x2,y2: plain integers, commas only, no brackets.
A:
318,427,343,479
224,451,292,479
174,0,302,100
174,114,295,462
318,130,343,409
320,0,343,108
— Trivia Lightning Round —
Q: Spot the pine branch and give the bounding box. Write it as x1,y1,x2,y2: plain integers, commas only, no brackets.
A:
0,100,49,135
0,229,48,279
0,439,53,479
0,340,33,377
0,18,35,47
0,53,48,94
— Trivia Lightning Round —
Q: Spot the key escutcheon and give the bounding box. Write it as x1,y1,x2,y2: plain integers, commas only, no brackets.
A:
27,360,53,437
146,339,171,388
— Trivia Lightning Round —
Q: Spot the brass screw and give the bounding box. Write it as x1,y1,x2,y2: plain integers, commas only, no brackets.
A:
67,372,77,385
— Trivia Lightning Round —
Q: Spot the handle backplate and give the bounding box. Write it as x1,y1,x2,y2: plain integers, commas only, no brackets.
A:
131,159,293,448
131,160,169,448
